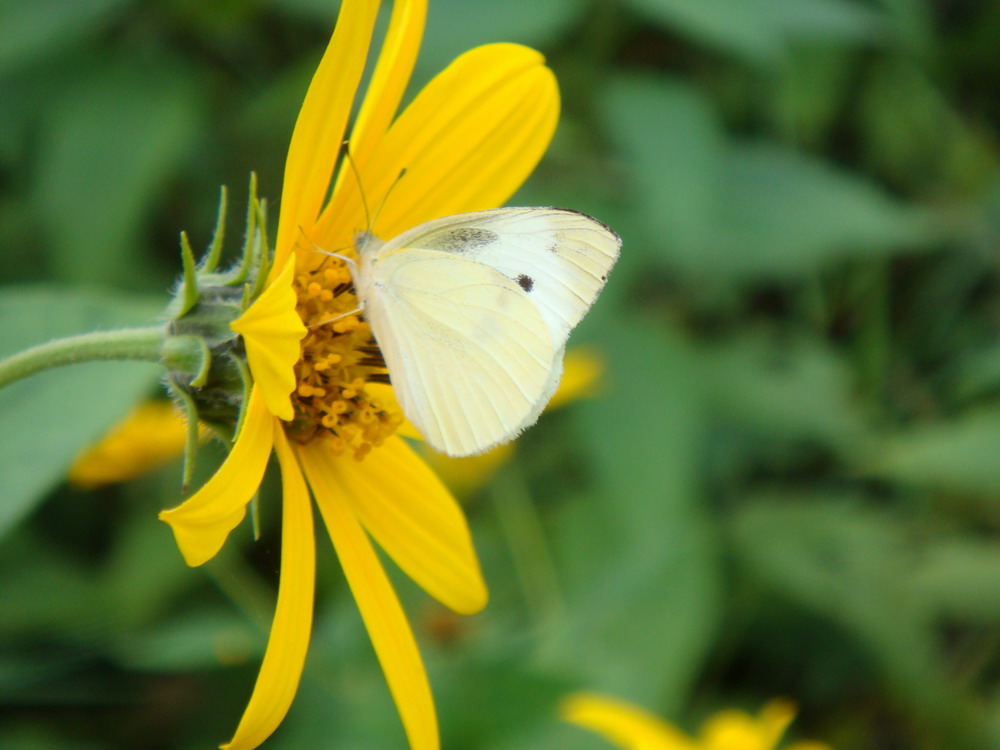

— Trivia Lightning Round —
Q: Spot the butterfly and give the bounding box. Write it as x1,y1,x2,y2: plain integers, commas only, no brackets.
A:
353,207,620,457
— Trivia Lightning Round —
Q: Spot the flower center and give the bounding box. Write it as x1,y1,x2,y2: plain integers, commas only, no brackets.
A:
285,256,403,459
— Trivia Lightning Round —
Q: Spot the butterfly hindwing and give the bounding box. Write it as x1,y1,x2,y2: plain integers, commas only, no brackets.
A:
361,248,555,456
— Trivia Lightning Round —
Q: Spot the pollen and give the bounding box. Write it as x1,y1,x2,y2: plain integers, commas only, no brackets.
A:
286,256,402,459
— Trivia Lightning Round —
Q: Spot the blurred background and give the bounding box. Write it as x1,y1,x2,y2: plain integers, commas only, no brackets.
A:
3,0,1000,748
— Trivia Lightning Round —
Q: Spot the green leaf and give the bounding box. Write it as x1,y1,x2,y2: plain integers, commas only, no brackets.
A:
34,55,201,288
868,410,1000,497
764,0,885,42
625,0,783,65
416,0,581,81
707,143,934,277
624,0,884,65
115,608,256,671
547,319,721,712
604,75,725,264
0,0,132,75
912,538,1000,622
732,495,988,744
701,335,870,457
0,286,161,537
436,658,575,747
605,75,933,278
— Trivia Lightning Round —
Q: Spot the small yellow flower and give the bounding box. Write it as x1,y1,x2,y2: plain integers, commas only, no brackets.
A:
159,2,559,749
560,693,832,750
69,402,195,489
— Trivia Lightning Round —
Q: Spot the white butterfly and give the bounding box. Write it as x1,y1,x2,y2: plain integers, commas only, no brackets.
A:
354,207,621,457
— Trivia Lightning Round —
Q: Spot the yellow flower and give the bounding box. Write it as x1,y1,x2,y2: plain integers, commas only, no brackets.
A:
560,693,832,750
68,401,196,489
158,2,558,749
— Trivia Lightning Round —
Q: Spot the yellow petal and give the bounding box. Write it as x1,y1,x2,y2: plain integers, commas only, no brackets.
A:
222,428,315,750
340,0,426,175
69,401,193,488
315,43,559,251
334,435,487,614
230,256,306,421
560,693,698,750
299,442,438,750
756,699,797,748
322,0,425,245
159,388,274,566
701,701,795,750
272,0,380,271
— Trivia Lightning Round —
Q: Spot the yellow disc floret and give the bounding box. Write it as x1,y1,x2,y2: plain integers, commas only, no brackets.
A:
286,256,403,458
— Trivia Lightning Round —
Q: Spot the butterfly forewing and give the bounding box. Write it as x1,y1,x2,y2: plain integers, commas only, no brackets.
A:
374,208,620,349
361,248,555,456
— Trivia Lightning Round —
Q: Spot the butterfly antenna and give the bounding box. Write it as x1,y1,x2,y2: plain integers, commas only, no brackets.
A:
341,140,373,233
296,225,359,282
369,167,407,235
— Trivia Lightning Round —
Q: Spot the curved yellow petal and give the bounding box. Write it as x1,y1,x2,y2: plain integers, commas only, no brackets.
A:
222,427,315,750
314,43,560,250
701,701,795,750
756,699,797,748
230,256,306,421
299,442,438,750
159,388,274,566
273,0,380,271
560,693,697,750
333,435,487,614
341,0,426,175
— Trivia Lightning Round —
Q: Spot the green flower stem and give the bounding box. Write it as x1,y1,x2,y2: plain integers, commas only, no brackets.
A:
0,326,166,390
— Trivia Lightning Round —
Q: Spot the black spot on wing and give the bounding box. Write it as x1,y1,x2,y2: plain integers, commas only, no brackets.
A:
516,274,534,292
422,227,499,252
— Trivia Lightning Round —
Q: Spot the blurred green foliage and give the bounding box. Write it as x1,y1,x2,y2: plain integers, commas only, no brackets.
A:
3,0,1000,748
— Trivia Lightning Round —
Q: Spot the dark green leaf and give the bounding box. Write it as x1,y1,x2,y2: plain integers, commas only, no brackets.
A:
0,0,132,75
0,286,161,537
548,319,721,712
34,56,201,288
869,410,1000,497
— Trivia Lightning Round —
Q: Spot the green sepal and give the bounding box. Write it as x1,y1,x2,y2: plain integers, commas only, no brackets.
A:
161,335,212,387
176,231,200,318
161,175,273,438
166,375,201,491
228,174,259,287
250,492,262,541
249,197,272,300
228,351,253,438
202,185,228,273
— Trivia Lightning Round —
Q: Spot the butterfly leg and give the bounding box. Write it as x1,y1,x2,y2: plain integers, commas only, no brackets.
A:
296,227,361,282
319,249,360,281
308,303,366,329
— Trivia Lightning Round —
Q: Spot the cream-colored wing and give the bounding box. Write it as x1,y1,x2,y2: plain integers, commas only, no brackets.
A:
362,248,556,457
371,207,621,349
